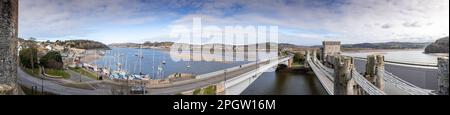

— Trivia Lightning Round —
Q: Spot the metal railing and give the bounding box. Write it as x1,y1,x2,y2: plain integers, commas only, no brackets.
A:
384,71,435,95
352,70,386,95
307,56,385,95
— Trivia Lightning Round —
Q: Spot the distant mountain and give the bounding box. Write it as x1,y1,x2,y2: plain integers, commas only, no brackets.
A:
424,37,449,53
108,43,141,48
341,42,429,49
143,41,174,47
109,42,283,50
108,42,174,48
279,43,309,49
57,40,111,50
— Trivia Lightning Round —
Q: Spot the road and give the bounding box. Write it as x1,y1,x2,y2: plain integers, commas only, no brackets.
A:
17,56,289,95
17,62,270,95
148,60,274,95
17,67,111,95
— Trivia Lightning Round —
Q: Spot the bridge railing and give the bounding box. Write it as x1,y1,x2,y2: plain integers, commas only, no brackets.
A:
306,58,334,95
351,70,386,95
222,56,294,95
307,53,386,95
196,55,292,80
195,61,255,79
384,71,434,95
224,57,289,88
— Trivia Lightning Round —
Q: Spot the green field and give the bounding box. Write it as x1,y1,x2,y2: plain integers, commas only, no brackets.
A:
70,67,99,80
193,85,217,95
45,68,70,78
22,66,40,77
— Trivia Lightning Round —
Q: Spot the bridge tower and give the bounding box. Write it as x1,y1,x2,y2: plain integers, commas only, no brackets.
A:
321,41,341,64
287,58,293,68
438,57,448,95
333,56,356,95
312,50,317,61
365,55,385,91
0,0,19,95
304,50,310,68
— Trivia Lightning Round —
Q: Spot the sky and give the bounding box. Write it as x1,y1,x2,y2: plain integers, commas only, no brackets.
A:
18,0,449,46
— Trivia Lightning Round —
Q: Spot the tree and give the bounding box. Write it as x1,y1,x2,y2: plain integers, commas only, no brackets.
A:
29,37,36,41
293,52,305,64
40,51,64,69
19,47,38,68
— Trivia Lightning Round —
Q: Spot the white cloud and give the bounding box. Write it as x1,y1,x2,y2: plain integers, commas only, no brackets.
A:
19,0,449,45
171,0,449,45
19,0,169,39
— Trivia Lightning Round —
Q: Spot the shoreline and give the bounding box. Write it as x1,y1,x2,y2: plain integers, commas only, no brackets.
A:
343,48,449,57
110,46,271,63
342,48,425,53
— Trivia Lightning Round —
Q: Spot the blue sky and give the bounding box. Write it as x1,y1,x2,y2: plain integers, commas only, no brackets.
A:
19,0,449,45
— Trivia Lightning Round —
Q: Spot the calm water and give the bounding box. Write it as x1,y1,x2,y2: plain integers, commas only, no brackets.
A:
342,49,448,65
91,48,324,95
92,48,249,79
242,71,326,95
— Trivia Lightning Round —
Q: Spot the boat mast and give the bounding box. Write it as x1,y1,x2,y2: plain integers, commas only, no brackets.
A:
152,47,155,79
139,44,143,74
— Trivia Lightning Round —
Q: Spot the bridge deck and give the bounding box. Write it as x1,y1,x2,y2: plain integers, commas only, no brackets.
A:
307,59,334,95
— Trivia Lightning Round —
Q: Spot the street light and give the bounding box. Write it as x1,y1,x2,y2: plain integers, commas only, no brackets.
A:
79,56,82,82
38,59,44,94
224,69,227,82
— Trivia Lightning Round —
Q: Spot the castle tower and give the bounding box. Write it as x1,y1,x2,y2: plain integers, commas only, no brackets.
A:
0,0,19,95
321,41,341,64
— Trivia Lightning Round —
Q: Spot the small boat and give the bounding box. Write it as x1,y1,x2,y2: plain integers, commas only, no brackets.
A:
109,70,127,79
162,61,166,64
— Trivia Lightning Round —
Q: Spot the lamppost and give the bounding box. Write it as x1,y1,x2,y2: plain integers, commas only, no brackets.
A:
224,69,227,83
38,59,43,94
79,56,82,82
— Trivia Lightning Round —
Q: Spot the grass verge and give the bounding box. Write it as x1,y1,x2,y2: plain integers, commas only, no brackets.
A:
44,68,70,79
69,67,99,80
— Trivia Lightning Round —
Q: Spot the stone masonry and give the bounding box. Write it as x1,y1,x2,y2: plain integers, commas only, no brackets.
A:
321,41,341,64
438,57,448,95
0,0,18,95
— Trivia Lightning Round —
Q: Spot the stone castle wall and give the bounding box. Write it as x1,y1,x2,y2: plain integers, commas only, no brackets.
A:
0,0,19,95
322,41,341,63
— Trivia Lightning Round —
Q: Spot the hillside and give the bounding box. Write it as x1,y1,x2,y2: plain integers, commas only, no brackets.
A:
341,42,429,49
108,43,140,48
424,37,449,53
57,40,111,50
108,42,174,48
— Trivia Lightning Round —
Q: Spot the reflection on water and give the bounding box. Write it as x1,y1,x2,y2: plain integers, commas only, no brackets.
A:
242,71,327,95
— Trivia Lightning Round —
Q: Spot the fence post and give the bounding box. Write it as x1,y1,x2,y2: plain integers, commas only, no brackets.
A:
438,57,449,95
